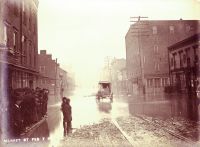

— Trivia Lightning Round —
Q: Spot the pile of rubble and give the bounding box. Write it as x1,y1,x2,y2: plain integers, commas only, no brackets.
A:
59,119,130,146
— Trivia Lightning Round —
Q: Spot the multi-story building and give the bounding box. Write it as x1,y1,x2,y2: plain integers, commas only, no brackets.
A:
168,33,200,93
38,50,68,104
110,58,126,94
0,0,39,139
125,20,200,94
0,0,39,90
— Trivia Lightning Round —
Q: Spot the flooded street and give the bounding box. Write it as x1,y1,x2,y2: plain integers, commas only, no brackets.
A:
46,88,130,146
46,89,200,146
3,89,200,147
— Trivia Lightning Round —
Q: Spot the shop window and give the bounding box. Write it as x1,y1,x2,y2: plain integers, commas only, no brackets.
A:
155,78,161,88
147,79,153,87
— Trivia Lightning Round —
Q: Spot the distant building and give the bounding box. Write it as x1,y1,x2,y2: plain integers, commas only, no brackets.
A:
0,0,39,90
168,33,200,93
110,58,126,94
38,50,68,103
125,20,200,94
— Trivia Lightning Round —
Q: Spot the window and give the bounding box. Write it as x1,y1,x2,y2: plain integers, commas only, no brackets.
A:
187,58,191,67
173,53,177,69
42,79,46,84
43,66,46,73
154,45,158,53
13,30,18,52
169,26,174,34
28,42,32,66
21,35,25,42
179,51,183,67
34,54,36,68
23,1,26,25
155,78,161,88
186,25,191,33
3,24,7,45
147,79,153,87
162,78,169,86
152,26,157,34
39,66,46,73
170,58,174,67
13,32,16,46
23,11,26,25
14,1,18,16
143,56,145,64
183,54,186,64
29,7,32,31
39,66,42,72
155,62,160,71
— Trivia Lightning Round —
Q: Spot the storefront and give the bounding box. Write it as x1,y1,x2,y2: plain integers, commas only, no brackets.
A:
168,33,200,93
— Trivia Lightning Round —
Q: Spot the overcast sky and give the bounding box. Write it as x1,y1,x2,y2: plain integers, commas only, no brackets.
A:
38,0,200,87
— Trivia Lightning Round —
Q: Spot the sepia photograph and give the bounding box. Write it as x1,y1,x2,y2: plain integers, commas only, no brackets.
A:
0,0,200,146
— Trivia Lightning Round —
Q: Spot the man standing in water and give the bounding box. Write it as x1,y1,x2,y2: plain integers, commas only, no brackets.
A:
61,97,72,136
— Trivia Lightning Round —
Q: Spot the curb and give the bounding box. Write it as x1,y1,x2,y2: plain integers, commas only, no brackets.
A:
20,116,47,138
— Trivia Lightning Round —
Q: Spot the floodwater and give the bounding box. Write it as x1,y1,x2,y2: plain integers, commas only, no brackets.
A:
46,88,129,147
128,93,200,120
3,88,200,147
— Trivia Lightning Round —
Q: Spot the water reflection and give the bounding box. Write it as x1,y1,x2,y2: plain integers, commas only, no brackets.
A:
97,101,112,113
128,93,200,119
128,92,200,141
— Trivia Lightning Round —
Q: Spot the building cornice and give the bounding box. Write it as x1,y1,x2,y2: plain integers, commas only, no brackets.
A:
168,33,200,51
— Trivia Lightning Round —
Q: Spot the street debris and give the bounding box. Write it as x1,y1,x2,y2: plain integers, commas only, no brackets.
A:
116,116,200,147
58,118,131,146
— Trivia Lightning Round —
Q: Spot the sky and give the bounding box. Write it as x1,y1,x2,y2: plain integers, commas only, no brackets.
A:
38,0,200,87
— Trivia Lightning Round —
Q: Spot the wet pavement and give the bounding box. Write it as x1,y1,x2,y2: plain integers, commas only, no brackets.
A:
47,88,130,147
2,88,200,146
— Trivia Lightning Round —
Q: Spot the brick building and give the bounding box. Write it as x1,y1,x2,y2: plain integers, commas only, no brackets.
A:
0,0,39,90
125,20,200,94
0,0,39,139
38,50,68,104
168,33,200,93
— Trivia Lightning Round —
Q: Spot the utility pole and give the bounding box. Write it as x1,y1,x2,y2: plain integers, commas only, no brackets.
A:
130,16,149,94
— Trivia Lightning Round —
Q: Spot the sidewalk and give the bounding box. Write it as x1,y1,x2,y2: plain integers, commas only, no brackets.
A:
20,115,47,138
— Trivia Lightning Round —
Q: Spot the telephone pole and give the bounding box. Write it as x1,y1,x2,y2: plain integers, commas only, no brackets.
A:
130,16,149,94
